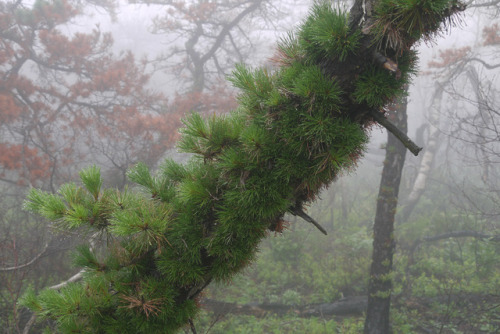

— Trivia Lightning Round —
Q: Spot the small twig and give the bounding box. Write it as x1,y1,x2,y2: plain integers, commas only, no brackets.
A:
205,313,225,334
369,110,422,156
0,242,49,272
22,313,37,334
373,51,401,79
189,318,197,334
290,207,328,235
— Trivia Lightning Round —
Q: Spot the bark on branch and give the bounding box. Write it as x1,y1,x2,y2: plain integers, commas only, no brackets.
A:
369,110,423,156
290,207,328,235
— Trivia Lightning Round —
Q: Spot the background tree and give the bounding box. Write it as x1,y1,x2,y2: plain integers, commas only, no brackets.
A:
121,0,285,128
400,0,500,221
399,0,500,246
19,0,465,332
0,0,175,188
130,0,279,93
364,96,408,334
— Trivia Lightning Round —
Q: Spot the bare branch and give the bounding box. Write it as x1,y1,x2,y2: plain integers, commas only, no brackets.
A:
369,110,423,156
469,57,500,69
290,207,328,235
409,230,500,256
0,243,48,272
466,0,500,8
49,270,85,291
188,318,197,334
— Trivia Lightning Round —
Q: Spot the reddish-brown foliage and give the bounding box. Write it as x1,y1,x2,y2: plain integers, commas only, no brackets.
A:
482,23,500,46
427,46,471,68
0,0,182,187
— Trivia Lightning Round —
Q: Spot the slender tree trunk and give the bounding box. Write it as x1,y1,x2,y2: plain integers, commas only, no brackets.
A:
401,82,444,222
364,95,408,334
466,67,494,187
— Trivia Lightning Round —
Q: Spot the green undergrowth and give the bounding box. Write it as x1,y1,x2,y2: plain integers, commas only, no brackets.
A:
198,165,500,333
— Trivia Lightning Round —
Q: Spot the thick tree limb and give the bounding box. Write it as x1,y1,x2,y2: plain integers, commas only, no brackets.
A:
369,110,423,156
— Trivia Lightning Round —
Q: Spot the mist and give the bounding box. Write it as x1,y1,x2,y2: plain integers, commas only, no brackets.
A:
1,0,499,333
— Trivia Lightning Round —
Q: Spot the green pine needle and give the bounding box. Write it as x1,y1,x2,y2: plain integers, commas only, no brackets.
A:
299,1,360,62
79,165,102,200
24,188,66,221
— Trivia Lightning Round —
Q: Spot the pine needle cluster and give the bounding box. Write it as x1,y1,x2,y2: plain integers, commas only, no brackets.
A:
21,0,463,332
372,0,465,51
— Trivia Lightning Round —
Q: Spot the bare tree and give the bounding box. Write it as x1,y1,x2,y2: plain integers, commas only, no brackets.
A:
131,0,284,93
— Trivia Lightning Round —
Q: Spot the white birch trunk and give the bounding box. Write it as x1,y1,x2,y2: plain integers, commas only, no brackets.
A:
401,83,443,222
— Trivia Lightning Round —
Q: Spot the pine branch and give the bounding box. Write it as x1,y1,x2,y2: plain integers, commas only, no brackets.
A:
373,51,401,78
23,270,84,334
22,232,100,334
290,207,328,235
369,109,422,156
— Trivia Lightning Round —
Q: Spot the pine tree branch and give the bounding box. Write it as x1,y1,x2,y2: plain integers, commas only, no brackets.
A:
369,110,423,156
373,51,401,78
22,232,99,334
23,270,84,334
290,207,328,235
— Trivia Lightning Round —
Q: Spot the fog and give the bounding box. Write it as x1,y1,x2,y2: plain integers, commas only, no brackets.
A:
1,0,499,332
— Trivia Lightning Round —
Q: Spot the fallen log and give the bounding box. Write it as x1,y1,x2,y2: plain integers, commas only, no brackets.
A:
201,295,367,318
202,292,500,319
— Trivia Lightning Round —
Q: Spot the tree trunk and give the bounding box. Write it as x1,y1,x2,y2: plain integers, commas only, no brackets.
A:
401,81,444,222
364,95,408,334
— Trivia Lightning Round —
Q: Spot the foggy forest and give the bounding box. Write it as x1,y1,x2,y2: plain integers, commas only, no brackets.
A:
1,0,499,333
